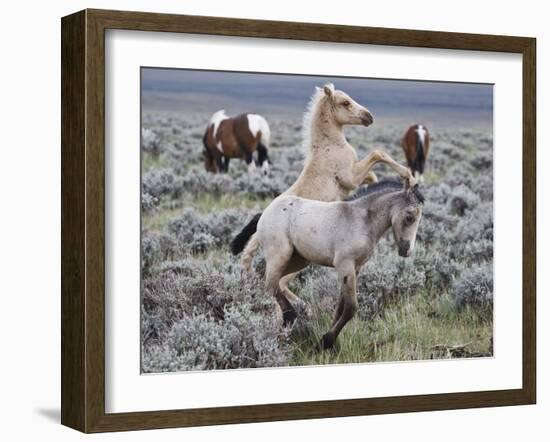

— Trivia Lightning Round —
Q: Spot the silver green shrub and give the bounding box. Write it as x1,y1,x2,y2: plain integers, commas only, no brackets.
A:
448,184,481,216
141,127,163,155
141,232,162,278
167,207,258,255
180,171,235,195
142,168,180,199
141,192,159,213
141,264,291,372
142,304,290,372
451,263,493,308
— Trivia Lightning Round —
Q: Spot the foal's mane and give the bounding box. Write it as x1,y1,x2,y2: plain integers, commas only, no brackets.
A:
346,178,425,204
301,83,335,152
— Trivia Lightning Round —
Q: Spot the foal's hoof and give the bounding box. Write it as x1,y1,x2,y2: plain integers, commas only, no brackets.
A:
292,299,312,319
282,309,298,327
320,333,335,350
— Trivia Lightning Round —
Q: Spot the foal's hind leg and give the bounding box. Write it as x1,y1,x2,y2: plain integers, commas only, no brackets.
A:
279,253,310,316
279,273,305,312
264,244,297,326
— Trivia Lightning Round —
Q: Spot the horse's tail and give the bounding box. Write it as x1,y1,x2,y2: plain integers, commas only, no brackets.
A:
230,213,261,255
415,128,426,174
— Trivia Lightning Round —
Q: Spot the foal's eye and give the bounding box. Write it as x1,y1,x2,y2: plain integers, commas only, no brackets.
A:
404,214,415,226
342,100,350,107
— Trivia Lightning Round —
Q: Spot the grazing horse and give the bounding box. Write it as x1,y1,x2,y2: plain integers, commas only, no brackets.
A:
231,83,415,318
402,124,430,182
257,179,424,348
203,110,271,174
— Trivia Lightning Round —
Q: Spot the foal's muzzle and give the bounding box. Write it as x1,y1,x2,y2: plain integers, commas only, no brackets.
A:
361,110,374,127
398,240,411,257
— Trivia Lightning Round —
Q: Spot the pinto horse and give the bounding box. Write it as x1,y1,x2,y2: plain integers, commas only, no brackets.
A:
401,124,430,182
203,110,271,174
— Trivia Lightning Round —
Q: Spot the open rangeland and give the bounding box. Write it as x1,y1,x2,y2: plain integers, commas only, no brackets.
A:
141,110,493,372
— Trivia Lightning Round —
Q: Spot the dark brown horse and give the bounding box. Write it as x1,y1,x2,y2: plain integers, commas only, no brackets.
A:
203,110,271,174
401,124,430,182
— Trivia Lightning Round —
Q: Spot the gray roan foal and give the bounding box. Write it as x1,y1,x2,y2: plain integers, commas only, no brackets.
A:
256,179,425,349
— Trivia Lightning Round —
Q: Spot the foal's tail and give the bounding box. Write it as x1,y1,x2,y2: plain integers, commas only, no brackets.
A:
230,213,262,272
230,213,261,255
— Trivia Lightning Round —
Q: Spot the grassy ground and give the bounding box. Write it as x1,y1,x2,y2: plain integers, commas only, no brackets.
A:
290,289,492,366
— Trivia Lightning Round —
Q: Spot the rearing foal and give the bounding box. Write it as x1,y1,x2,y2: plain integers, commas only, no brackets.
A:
257,180,424,349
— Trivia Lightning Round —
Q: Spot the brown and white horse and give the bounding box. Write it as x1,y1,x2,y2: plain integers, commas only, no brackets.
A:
203,110,271,174
401,124,430,182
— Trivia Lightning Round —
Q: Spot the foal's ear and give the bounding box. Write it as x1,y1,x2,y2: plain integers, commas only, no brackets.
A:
404,181,422,202
403,180,419,200
323,84,334,98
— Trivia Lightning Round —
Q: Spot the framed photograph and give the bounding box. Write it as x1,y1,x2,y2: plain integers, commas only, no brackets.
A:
61,9,536,433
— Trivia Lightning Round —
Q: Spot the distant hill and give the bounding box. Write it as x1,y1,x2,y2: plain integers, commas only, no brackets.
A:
141,68,493,129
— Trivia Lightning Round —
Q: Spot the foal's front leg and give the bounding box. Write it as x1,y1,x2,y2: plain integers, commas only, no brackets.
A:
355,150,416,186
320,262,358,350
335,150,415,190
362,171,378,185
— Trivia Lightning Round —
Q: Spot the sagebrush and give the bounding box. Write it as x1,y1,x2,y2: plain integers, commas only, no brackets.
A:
141,111,493,372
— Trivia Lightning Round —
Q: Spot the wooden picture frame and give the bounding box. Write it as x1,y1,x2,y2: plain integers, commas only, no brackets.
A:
61,8,536,433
